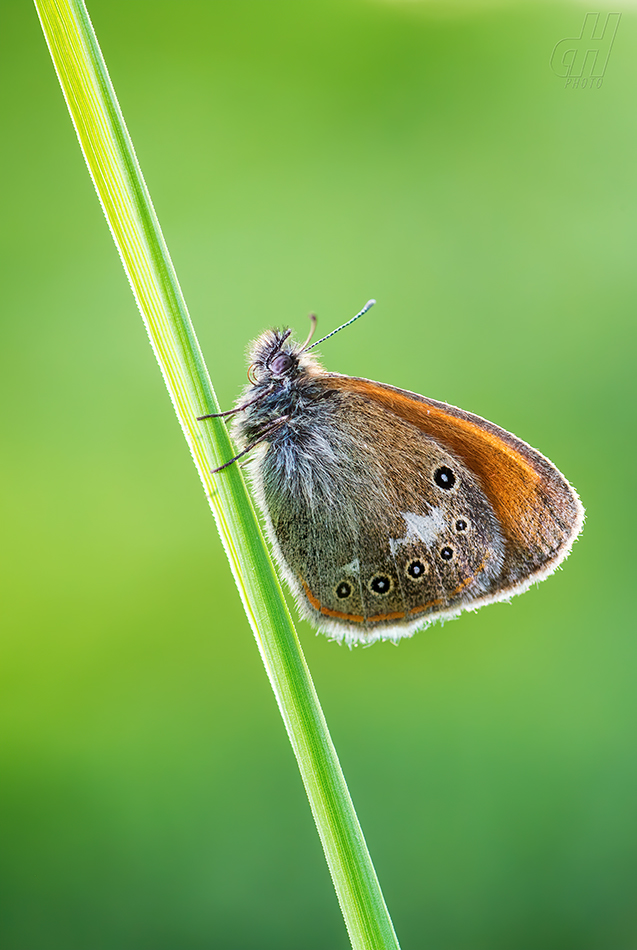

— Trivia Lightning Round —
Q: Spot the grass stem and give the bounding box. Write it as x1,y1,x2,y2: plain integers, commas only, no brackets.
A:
34,3,401,947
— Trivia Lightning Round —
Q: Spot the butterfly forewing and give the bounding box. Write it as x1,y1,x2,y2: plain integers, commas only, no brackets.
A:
325,375,583,588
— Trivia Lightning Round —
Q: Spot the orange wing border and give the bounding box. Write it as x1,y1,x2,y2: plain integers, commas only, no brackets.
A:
323,374,583,564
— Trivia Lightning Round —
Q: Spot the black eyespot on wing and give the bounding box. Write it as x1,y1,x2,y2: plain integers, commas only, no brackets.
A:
440,547,454,561
434,466,456,490
455,519,467,532
335,581,352,599
369,574,392,595
406,559,428,580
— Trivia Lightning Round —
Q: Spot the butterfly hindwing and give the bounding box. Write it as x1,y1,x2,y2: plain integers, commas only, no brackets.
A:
255,388,505,639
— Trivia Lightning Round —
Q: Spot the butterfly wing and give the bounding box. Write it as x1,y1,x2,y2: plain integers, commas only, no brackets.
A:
250,372,583,644
309,425,507,636
324,374,584,588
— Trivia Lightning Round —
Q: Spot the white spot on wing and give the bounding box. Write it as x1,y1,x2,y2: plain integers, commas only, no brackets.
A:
340,558,360,575
391,509,446,550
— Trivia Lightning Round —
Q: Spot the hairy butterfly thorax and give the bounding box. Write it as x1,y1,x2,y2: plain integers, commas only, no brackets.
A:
234,329,330,444
198,301,583,645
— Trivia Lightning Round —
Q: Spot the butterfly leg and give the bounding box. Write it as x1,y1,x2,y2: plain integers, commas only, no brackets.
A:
197,385,274,421
210,416,290,474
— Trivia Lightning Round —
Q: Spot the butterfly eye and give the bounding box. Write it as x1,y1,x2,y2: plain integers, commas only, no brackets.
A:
455,519,468,532
434,466,456,490
269,352,293,375
440,547,454,561
369,574,393,595
335,581,352,599
406,559,428,580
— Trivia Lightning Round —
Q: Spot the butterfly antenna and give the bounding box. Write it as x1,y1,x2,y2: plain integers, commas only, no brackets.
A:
305,299,376,351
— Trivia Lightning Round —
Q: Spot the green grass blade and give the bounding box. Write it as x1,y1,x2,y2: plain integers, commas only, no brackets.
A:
33,2,401,947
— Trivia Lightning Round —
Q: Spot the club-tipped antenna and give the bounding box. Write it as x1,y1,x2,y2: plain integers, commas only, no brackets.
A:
305,299,376,351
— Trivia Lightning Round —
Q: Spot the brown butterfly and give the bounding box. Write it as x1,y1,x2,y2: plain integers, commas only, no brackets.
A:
199,301,584,645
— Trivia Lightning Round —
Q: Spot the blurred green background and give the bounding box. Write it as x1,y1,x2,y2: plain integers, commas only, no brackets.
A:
1,1,636,947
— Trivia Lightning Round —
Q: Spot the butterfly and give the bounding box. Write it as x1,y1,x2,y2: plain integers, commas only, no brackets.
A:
199,301,584,645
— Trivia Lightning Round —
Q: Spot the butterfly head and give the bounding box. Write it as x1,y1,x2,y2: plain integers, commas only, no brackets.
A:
246,300,376,388
247,329,322,387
